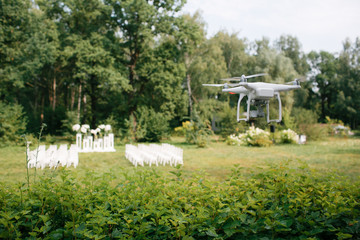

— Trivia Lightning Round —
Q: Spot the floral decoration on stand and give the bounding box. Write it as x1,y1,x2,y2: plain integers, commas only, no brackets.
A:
72,124,115,152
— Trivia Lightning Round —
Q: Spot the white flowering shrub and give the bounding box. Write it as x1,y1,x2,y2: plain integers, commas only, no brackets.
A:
226,134,245,146
279,129,299,144
227,127,272,147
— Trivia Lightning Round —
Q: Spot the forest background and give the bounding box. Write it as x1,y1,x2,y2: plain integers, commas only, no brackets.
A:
1,0,359,144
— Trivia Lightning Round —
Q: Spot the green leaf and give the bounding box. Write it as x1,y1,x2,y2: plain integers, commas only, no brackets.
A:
206,229,218,237
39,215,50,223
337,233,353,240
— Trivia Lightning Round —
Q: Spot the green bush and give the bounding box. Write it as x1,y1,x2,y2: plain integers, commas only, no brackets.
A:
291,108,329,141
60,111,78,138
218,105,246,139
0,101,27,146
0,163,359,239
126,107,169,142
292,107,319,126
174,111,213,147
299,124,328,141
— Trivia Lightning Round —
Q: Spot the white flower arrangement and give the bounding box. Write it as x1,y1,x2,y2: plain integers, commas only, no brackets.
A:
90,129,97,135
99,124,106,130
72,124,81,132
105,124,111,132
80,127,87,134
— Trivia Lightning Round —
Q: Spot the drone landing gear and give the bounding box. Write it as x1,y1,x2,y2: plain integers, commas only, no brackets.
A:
266,92,282,123
236,92,282,123
237,94,266,122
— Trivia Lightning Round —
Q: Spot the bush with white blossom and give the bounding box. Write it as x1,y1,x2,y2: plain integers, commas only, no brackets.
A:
227,126,272,147
279,129,299,144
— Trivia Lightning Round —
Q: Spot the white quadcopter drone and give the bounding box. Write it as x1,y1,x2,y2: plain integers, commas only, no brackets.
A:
203,73,302,123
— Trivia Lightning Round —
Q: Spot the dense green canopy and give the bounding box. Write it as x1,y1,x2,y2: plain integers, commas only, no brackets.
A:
1,0,359,141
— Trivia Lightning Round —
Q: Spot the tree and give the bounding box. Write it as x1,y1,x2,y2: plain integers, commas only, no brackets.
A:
251,41,299,125
212,31,249,77
307,51,337,121
173,11,206,119
38,0,126,128
108,0,185,112
20,8,61,131
0,0,31,102
335,38,360,128
274,36,310,117
275,35,309,75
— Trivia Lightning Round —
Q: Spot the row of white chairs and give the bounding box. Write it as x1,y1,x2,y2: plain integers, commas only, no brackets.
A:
125,144,183,167
27,144,79,169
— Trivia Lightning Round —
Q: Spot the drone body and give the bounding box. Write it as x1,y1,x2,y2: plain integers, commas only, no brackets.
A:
203,74,302,123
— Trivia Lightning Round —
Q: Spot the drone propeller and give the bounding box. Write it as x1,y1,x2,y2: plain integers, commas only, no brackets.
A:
202,83,241,88
286,78,306,85
245,73,268,79
221,73,267,82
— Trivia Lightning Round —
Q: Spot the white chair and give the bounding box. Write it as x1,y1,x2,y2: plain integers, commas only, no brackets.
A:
27,145,46,169
125,144,144,167
45,145,58,169
56,144,68,167
162,144,183,166
67,144,79,168
125,144,183,167
138,144,158,167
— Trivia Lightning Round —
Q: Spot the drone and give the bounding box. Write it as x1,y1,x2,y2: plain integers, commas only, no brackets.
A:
203,73,302,123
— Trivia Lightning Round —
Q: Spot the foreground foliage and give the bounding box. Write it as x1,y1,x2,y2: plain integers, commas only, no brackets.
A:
0,163,359,239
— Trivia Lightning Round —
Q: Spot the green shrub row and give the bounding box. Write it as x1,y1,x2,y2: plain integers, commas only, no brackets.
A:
0,164,359,239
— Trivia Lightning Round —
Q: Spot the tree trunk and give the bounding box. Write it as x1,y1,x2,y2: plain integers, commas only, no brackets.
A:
186,73,193,118
77,84,82,122
70,85,75,111
90,76,97,128
82,90,87,124
34,79,39,117
52,76,56,111
40,93,45,125
321,95,326,121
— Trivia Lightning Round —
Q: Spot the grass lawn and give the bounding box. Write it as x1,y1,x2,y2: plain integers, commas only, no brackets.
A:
0,136,359,185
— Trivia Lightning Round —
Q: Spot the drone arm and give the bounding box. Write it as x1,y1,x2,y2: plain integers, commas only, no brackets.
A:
266,92,282,123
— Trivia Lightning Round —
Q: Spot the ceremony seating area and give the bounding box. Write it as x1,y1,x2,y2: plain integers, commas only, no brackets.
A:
125,143,183,167
27,144,79,169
